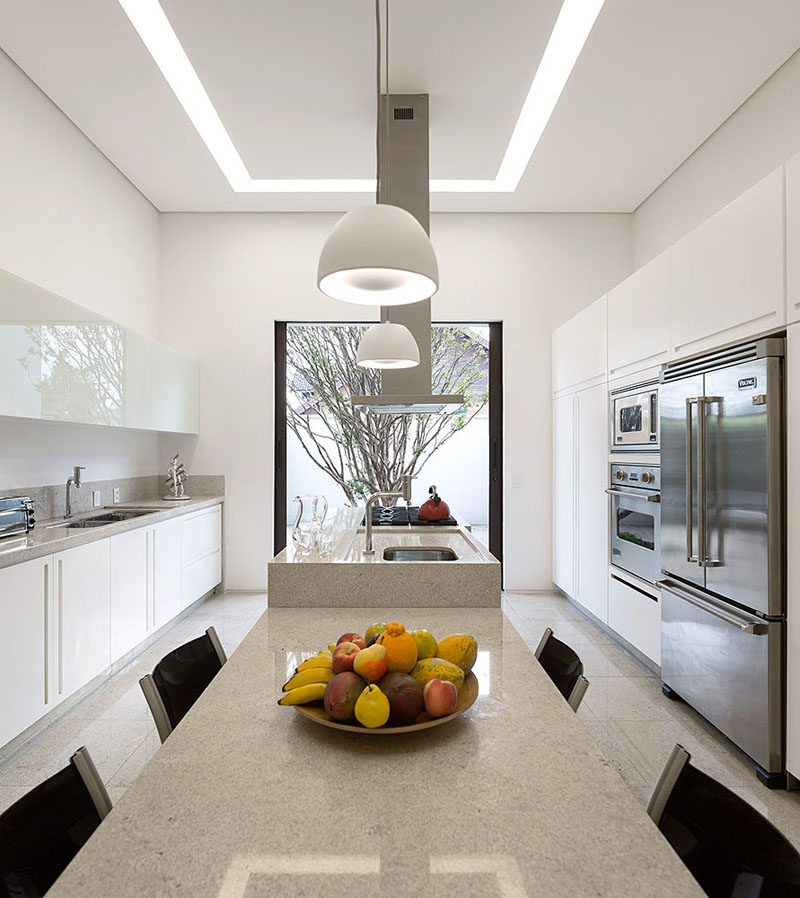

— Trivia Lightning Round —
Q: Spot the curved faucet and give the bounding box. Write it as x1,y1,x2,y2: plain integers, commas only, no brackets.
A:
65,466,85,518
363,474,413,555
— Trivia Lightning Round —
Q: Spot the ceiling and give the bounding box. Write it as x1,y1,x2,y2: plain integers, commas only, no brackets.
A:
1,0,799,213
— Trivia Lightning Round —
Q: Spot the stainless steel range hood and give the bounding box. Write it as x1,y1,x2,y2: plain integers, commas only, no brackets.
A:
351,94,464,416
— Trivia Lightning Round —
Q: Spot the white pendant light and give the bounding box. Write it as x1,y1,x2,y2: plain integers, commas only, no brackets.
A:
318,204,438,306
356,322,419,369
317,0,439,307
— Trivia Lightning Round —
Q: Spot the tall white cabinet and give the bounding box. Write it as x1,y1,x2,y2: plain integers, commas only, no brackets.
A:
552,297,609,624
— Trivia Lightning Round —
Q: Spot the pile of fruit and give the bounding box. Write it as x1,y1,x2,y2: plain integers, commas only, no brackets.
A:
278,621,477,729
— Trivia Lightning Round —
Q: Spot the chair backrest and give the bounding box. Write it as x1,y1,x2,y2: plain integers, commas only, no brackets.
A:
648,744,800,896
534,627,589,711
139,626,227,742
0,747,111,898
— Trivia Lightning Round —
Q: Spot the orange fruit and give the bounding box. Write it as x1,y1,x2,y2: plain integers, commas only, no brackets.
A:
377,622,418,673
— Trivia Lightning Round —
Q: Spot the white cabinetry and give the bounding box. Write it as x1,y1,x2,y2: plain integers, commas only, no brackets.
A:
608,574,660,665
575,384,609,622
552,296,607,393
552,384,609,623
670,169,785,358
110,518,184,663
153,518,182,627
110,529,149,663
0,557,51,747
608,251,670,378
181,506,222,608
786,153,800,325
552,394,576,595
54,540,110,701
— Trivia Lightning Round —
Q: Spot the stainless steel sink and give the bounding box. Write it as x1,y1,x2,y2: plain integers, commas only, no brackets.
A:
47,509,157,529
382,546,458,562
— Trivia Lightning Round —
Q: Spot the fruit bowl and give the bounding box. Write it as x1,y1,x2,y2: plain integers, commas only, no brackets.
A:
294,672,478,734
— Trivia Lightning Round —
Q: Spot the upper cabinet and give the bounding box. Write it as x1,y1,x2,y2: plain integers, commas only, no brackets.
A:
670,169,785,358
552,295,607,394
608,251,670,378
0,268,199,434
786,152,800,325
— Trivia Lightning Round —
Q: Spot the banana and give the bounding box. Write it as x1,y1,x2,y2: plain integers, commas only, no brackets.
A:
277,682,328,705
283,667,334,691
295,654,333,672
328,643,337,653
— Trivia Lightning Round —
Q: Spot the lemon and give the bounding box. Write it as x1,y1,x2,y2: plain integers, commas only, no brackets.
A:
412,629,437,660
354,684,390,728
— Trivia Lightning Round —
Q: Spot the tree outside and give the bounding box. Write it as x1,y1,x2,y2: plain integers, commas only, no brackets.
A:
286,324,489,509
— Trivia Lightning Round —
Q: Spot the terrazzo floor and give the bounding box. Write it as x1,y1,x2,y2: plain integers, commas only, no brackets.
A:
1,590,798,852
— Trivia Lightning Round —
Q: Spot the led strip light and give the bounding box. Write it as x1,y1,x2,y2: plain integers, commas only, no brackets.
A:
116,0,605,193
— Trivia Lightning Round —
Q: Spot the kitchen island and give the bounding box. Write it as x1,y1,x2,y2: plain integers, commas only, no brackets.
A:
47,606,702,897
268,526,501,607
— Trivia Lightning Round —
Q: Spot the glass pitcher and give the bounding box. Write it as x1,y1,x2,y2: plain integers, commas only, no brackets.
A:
291,495,328,556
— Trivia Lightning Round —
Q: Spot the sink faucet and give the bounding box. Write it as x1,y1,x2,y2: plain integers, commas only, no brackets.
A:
363,474,412,555
65,466,85,518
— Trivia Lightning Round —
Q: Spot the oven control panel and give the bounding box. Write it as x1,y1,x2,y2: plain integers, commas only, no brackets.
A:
610,463,660,490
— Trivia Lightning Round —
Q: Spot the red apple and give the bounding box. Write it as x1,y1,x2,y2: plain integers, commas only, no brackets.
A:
423,678,458,718
332,641,361,673
336,632,367,651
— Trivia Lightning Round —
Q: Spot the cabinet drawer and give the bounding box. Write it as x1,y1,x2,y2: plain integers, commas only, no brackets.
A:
181,506,221,567
181,550,221,608
608,574,660,664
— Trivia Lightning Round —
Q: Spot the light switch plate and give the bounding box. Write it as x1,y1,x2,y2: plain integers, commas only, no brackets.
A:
512,474,521,488
113,487,120,503
92,490,101,508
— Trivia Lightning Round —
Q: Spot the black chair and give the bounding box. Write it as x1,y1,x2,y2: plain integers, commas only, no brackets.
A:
139,626,227,742
534,627,589,711
0,746,112,898
647,744,800,897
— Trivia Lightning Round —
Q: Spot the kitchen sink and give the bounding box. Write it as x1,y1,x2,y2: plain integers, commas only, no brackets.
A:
382,546,458,562
47,509,157,529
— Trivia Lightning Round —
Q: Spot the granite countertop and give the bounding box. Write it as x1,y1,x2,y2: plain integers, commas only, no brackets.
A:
0,496,223,570
48,607,703,897
273,525,498,565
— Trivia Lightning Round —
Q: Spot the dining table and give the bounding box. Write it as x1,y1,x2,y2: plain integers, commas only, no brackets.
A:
47,605,704,897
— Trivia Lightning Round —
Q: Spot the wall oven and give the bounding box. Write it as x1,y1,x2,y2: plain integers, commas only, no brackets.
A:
610,381,659,451
606,463,661,585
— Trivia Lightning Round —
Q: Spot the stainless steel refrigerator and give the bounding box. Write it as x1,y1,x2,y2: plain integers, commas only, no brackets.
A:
659,338,785,786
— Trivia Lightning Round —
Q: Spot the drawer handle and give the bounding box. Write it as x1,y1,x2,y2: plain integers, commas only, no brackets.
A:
658,580,768,635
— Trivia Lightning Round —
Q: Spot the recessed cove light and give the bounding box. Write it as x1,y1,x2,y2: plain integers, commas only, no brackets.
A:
117,0,605,194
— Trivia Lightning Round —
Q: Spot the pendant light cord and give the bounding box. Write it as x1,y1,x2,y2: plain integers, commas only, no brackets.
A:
375,0,381,203
375,0,390,204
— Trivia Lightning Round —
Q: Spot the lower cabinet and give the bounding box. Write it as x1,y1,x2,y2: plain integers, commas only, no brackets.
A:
0,557,50,748
110,528,150,662
180,506,222,608
153,518,182,628
54,540,111,701
608,573,661,665
0,502,222,752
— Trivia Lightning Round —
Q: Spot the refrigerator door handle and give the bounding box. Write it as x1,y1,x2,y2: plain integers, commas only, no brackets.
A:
698,396,723,568
685,398,699,563
658,579,769,635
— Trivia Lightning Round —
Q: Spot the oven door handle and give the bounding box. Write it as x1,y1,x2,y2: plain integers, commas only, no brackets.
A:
605,488,661,503
658,579,768,635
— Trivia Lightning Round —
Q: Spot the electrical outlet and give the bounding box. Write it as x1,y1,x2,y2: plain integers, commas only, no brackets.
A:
512,474,521,488
92,490,101,508
113,487,120,503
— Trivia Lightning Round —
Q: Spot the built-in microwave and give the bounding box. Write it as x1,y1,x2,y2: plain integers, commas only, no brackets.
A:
610,381,659,451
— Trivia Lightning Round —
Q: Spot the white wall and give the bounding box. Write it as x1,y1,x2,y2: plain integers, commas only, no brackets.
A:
633,47,800,267
159,212,631,590
0,50,162,490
